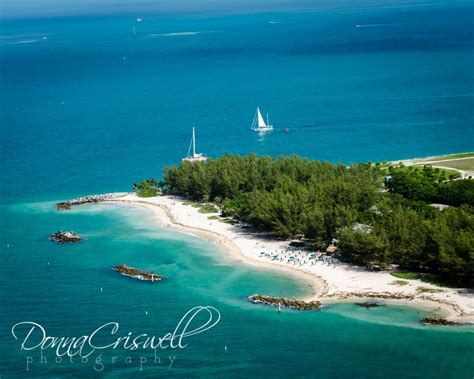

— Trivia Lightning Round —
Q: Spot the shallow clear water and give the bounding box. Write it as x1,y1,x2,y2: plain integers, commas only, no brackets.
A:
1,2,473,377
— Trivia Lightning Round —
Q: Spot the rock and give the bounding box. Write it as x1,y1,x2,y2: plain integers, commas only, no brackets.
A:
56,202,72,210
49,231,82,243
248,294,321,310
421,317,458,326
112,265,165,282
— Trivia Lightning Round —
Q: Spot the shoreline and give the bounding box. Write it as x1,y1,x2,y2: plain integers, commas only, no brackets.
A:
388,151,473,165
101,193,474,323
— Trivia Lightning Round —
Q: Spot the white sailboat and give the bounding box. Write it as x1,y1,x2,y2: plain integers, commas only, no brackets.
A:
251,107,273,132
182,127,208,162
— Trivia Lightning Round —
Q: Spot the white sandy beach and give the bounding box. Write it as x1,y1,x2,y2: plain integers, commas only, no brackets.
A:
104,193,474,323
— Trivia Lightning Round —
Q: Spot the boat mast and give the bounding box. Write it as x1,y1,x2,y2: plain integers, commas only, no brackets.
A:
192,127,196,157
252,109,257,130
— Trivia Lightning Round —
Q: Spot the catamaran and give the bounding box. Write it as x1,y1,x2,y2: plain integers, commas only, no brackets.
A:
182,127,208,162
251,107,273,132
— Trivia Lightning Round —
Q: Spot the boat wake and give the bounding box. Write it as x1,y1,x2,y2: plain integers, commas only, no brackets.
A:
355,23,408,28
0,33,49,46
150,31,221,37
1,39,43,45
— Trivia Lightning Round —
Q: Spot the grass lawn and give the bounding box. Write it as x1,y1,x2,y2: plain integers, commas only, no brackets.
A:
380,164,460,178
428,157,474,171
411,164,460,177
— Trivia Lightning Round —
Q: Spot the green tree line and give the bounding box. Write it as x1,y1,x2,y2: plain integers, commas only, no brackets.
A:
385,164,473,206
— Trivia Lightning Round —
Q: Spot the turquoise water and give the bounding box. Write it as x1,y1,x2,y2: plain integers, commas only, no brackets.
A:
1,2,474,377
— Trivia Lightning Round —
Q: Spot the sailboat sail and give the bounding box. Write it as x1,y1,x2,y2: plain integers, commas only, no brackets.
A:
257,108,266,128
252,107,273,132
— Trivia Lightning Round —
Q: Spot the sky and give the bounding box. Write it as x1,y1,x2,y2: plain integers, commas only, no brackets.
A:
0,0,462,20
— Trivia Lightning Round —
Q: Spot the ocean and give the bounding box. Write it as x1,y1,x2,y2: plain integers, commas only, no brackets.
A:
1,1,473,377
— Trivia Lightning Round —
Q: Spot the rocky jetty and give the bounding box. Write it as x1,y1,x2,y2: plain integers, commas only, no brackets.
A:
49,231,82,243
57,193,126,210
248,294,321,310
355,301,385,308
421,317,458,326
112,265,165,282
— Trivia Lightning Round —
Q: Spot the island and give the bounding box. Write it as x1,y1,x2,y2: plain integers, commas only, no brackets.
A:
60,152,474,323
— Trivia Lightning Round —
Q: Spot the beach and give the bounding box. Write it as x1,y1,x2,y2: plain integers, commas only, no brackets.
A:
104,193,474,323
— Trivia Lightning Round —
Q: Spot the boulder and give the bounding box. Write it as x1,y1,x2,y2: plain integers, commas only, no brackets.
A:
49,231,81,243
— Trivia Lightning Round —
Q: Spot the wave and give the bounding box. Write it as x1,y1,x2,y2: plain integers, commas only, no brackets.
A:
269,21,289,24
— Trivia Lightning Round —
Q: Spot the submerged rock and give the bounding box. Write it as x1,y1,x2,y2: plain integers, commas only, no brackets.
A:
112,265,165,282
355,301,385,308
421,317,458,326
248,294,321,310
49,231,82,243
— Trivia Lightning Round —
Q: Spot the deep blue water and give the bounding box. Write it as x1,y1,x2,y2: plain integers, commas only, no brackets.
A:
1,2,473,377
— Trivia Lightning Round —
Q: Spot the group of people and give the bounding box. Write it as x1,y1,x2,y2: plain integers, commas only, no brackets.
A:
258,247,339,268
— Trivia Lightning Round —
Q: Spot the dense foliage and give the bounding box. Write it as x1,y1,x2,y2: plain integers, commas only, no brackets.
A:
385,165,473,206
146,155,472,286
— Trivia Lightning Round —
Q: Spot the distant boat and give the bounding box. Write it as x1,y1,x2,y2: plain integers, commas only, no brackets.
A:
183,127,208,162
251,107,273,132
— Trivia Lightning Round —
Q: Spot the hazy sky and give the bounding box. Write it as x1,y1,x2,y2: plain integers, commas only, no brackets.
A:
0,0,462,19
